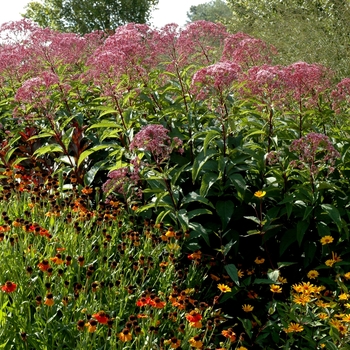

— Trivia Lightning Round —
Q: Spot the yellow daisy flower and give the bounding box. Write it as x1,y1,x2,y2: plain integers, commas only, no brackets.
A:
320,235,334,245
254,190,266,198
254,257,265,264
284,322,304,333
218,284,232,293
270,284,282,293
238,269,244,278
242,304,254,312
342,314,350,322
293,294,311,305
338,293,349,300
307,270,319,279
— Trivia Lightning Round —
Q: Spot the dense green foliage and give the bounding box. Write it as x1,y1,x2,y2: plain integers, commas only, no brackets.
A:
23,0,159,34
2,19,350,348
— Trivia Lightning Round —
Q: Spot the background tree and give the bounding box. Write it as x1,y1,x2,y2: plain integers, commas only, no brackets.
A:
227,0,350,79
187,0,232,23
187,0,350,79
23,0,159,34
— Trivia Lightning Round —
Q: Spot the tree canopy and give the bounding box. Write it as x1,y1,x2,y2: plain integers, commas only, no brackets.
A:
227,0,350,78
23,0,159,34
187,0,350,79
187,0,232,23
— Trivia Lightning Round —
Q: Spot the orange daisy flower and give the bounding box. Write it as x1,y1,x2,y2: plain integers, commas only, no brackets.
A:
85,319,97,333
221,328,236,342
118,328,132,342
92,311,109,324
44,293,54,307
186,310,202,323
189,335,203,348
38,260,50,272
50,256,64,265
1,281,17,293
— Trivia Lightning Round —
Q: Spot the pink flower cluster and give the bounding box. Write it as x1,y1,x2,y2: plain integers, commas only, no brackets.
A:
15,72,70,112
15,72,58,107
130,125,183,164
102,165,141,198
87,23,159,91
0,19,338,122
222,32,278,69
331,78,350,114
191,61,241,100
175,20,228,67
240,64,285,108
239,62,332,112
282,62,332,110
289,133,340,176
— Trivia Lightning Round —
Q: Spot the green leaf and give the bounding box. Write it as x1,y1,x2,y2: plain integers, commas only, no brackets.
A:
177,209,189,230
278,194,295,204
200,172,219,197
187,208,212,220
142,188,165,194
87,120,121,130
237,317,252,338
181,192,215,209
170,162,190,186
243,129,266,140
219,290,238,303
244,216,261,225
28,131,56,141
285,202,292,219
156,210,172,224
188,222,210,246
203,129,220,155
279,229,297,255
192,153,215,183
317,222,331,237
223,240,236,257
12,157,28,166
224,264,239,286
303,240,317,267
268,300,277,315
57,155,76,166
33,144,64,157
94,106,119,117
326,342,341,350
3,147,17,164
78,144,116,167
297,221,309,246
137,201,173,213
229,173,246,200
83,159,108,186
316,181,344,193
62,127,74,150
277,262,297,268
321,204,342,232
254,278,278,284
216,200,234,230
303,206,314,220
245,230,261,235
